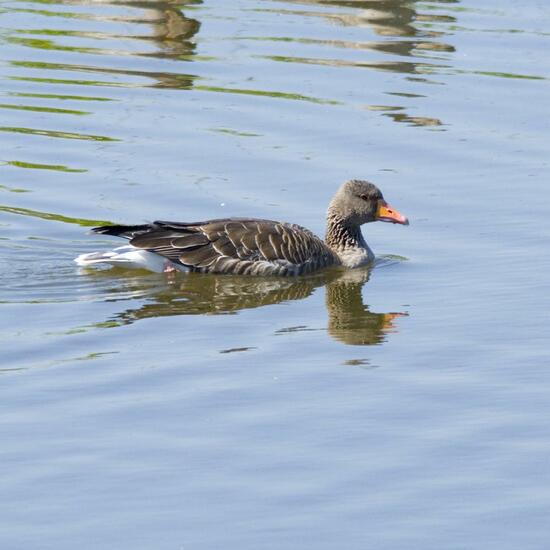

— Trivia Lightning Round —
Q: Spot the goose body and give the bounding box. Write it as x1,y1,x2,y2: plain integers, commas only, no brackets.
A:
75,180,408,276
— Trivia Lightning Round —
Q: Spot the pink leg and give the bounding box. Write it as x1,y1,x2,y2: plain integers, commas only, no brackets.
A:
163,261,177,273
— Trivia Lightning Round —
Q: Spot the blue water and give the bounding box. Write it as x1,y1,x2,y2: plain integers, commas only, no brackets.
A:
1,0,550,547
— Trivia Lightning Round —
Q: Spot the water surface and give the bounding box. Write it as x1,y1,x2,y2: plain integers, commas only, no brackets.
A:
1,0,550,548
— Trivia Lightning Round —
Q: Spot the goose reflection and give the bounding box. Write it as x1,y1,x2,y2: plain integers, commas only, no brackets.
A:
284,0,456,48
267,0,456,127
138,0,202,61
89,266,406,346
323,268,405,345
9,0,202,90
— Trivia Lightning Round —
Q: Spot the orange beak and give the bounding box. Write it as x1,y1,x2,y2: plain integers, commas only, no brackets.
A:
376,200,409,225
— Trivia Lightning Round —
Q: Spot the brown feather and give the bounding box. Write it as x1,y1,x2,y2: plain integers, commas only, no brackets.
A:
97,217,339,275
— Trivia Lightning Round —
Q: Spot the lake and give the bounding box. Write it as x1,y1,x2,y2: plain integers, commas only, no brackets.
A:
1,0,550,548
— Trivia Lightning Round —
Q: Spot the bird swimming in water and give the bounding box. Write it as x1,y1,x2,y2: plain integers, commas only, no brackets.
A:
75,179,408,276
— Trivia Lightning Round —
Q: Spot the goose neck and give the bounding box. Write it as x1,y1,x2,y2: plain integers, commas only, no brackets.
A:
325,214,362,249
325,214,373,267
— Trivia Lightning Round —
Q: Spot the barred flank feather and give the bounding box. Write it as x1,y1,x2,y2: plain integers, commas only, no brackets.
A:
90,218,340,276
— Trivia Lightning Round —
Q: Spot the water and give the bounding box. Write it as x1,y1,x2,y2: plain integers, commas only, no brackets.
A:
1,0,550,547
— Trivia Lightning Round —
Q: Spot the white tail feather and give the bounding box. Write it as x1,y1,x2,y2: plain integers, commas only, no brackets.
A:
75,245,183,273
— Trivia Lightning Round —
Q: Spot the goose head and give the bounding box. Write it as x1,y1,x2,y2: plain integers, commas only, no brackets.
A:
327,179,409,226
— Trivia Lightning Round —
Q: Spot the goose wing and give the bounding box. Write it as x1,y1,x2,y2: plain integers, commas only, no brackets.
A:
93,218,338,276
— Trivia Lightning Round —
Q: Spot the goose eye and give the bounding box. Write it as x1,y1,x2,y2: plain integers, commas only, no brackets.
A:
359,194,371,201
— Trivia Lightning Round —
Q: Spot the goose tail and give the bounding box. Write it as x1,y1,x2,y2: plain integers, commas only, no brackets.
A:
74,245,178,273
91,223,153,240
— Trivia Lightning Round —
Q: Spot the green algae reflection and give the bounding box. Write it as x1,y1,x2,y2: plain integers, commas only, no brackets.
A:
5,160,86,173
9,92,113,102
194,85,339,105
0,126,119,141
0,205,110,227
0,103,89,116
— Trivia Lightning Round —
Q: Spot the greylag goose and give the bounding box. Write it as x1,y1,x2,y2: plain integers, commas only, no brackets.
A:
75,180,408,276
